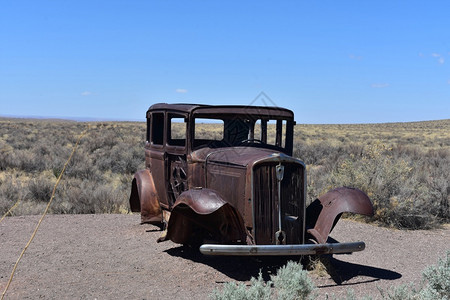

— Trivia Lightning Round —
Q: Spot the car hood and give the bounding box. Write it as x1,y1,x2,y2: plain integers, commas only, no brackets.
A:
191,147,286,167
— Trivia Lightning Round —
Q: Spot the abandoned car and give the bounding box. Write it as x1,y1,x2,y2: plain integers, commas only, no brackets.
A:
129,103,374,255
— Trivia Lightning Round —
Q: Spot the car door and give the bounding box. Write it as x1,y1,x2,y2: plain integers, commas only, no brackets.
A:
166,113,188,204
148,111,170,209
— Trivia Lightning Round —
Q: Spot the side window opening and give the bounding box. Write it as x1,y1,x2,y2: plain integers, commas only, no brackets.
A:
168,114,187,147
146,115,151,142
151,112,164,145
194,118,224,149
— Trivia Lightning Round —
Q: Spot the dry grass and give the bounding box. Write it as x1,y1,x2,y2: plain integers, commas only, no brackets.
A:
295,120,450,148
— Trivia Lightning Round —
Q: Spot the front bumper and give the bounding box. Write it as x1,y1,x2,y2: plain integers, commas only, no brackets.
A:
199,241,365,256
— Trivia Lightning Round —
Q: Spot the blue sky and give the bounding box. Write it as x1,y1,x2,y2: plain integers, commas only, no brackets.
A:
1,1,449,123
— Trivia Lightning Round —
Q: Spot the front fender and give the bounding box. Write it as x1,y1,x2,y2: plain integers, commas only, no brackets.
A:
306,187,373,244
164,188,247,245
129,169,162,225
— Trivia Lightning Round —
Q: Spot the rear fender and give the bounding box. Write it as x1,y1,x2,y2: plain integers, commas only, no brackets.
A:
164,188,247,245
129,169,163,225
306,187,373,244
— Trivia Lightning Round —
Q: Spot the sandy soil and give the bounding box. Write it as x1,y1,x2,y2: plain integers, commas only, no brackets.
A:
1,214,448,299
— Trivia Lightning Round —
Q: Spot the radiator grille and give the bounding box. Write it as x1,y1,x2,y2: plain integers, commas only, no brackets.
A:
253,162,305,245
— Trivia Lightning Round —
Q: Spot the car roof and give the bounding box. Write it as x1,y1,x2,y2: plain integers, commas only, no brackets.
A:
147,103,294,119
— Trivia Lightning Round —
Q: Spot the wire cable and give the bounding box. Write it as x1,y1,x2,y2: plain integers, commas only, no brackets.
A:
1,125,89,300
0,200,20,223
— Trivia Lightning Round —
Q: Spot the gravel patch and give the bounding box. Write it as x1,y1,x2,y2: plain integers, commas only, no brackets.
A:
1,214,448,299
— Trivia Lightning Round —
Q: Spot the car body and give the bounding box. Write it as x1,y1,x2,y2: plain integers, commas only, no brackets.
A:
129,103,373,255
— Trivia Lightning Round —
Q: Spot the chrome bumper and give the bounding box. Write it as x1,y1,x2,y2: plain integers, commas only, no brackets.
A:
199,241,365,256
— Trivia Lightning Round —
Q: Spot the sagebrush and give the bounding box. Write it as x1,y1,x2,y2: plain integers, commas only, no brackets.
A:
1,117,449,229
210,261,316,300
211,252,450,300
0,120,143,215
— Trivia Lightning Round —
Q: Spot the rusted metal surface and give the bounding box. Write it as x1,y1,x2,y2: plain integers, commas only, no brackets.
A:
129,103,373,255
129,169,162,225
306,187,374,244
162,188,247,245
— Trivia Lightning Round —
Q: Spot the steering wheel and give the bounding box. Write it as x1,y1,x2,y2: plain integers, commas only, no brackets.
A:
239,138,264,145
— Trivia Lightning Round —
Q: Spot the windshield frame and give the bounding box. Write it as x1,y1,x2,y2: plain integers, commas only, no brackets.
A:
190,112,294,155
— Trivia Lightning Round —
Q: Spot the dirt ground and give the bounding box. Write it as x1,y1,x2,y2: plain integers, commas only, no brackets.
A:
1,214,448,299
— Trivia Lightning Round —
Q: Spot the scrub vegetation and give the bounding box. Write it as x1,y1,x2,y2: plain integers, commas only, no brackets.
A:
0,119,144,216
294,120,450,229
0,117,449,229
211,251,450,300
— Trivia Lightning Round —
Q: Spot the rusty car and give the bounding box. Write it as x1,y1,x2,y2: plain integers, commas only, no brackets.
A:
129,103,374,255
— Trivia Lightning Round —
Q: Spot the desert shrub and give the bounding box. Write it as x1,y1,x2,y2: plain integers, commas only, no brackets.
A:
10,201,48,215
91,183,129,214
1,117,448,224
211,272,272,300
296,138,449,229
211,255,449,300
377,251,450,300
86,125,119,152
325,289,373,300
0,173,57,215
420,251,450,299
329,143,415,227
0,142,12,171
9,150,40,172
271,261,316,300
52,178,130,214
0,119,142,216
0,175,24,215
95,142,143,174
294,142,336,165
377,283,420,300
26,175,55,203
303,252,449,300
56,180,96,214
65,150,99,180
211,261,315,300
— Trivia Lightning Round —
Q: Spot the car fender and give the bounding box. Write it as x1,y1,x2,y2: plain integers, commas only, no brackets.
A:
164,188,247,245
129,169,162,225
306,187,374,244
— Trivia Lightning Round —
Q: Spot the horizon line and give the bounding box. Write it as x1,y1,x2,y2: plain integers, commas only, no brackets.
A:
0,114,448,125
